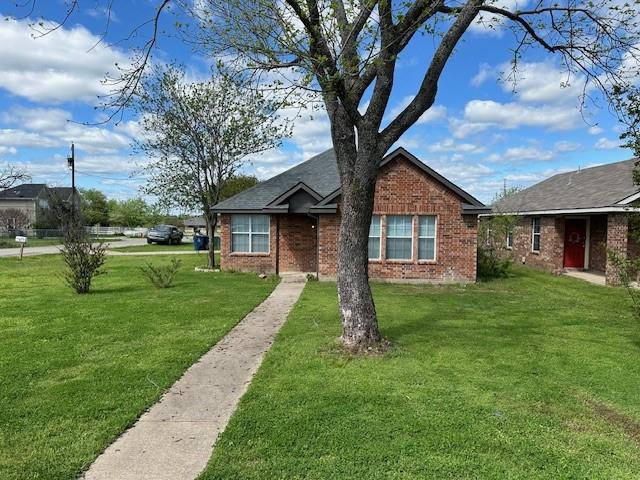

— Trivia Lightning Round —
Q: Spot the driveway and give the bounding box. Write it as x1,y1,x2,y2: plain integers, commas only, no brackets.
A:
0,237,148,258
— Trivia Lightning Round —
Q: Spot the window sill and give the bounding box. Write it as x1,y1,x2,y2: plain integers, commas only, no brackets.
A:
417,260,437,264
384,259,414,264
230,252,270,257
531,250,540,255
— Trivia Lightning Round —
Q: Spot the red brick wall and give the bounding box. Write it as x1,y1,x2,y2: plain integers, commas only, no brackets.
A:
606,213,628,285
219,214,277,274
507,216,565,272
589,215,608,272
318,157,478,283
220,213,318,274
278,214,317,273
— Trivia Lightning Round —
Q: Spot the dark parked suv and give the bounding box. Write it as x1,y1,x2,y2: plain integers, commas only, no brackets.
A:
147,225,184,245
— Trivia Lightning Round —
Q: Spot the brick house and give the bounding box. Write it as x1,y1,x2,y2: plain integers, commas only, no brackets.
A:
488,158,639,284
212,148,489,282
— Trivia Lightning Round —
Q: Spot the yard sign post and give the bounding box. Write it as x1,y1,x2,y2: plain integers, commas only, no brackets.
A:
15,235,27,260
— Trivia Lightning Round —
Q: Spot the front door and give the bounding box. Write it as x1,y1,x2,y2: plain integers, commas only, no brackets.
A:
563,219,587,268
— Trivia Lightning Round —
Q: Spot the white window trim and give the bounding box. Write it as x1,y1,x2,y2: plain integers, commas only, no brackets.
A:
231,215,270,254
418,215,437,261
385,215,414,261
531,218,541,252
506,230,513,249
368,215,381,261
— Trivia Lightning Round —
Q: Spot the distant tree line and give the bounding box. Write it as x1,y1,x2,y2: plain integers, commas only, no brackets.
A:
78,174,258,228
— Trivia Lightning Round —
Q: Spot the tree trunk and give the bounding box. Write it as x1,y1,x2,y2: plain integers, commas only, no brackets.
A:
335,146,383,347
204,211,217,269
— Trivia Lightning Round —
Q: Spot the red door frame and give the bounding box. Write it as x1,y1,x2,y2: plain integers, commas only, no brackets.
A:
563,218,589,269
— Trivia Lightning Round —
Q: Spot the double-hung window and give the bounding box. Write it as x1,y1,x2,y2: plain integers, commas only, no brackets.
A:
386,215,413,260
531,218,541,252
231,214,269,253
368,215,381,260
506,230,513,249
418,216,437,261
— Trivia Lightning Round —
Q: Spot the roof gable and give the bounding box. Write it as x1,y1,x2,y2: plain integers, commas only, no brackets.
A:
213,147,486,213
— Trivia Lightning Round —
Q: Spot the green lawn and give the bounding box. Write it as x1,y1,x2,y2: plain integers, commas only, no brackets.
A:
201,267,640,479
111,242,198,252
0,254,278,480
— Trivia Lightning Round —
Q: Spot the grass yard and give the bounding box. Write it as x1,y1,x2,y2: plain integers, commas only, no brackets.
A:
111,242,198,252
201,267,640,479
0,254,278,480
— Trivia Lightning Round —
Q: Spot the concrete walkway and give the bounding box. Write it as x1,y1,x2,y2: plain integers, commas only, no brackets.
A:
564,270,607,286
82,274,306,480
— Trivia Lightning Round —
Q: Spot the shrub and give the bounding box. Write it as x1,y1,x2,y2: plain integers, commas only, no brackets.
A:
61,221,107,294
141,258,182,288
607,249,640,318
477,245,511,281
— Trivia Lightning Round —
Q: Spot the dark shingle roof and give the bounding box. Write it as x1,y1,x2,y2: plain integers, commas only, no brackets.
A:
0,183,47,200
213,149,340,211
494,158,639,213
213,148,487,213
49,187,75,201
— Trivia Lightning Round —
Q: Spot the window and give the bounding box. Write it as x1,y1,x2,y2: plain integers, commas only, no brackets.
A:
368,215,381,260
231,214,269,253
506,230,513,249
418,216,437,261
386,215,413,260
531,218,541,252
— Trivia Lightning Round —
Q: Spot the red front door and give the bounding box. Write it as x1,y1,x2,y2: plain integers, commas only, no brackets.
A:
563,219,587,268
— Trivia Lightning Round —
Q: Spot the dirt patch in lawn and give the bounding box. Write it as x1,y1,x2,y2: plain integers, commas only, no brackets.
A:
584,398,640,446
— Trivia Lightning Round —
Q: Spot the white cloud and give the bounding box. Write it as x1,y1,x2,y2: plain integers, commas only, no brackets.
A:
417,105,447,124
452,100,582,138
0,146,17,155
427,138,485,154
0,129,60,148
554,140,581,152
387,96,446,124
485,146,555,163
595,137,621,149
588,125,604,135
498,62,586,104
471,63,493,87
2,107,132,153
0,17,129,103
470,0,530,35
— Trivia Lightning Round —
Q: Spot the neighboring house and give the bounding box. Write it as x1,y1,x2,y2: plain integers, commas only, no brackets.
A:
183,216,207,233
490,158,639,284
0,184,78,229
212,147,489,282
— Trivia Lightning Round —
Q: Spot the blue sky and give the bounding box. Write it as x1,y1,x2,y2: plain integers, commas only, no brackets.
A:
0,1,632,209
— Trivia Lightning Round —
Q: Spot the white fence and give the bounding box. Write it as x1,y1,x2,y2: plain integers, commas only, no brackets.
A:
0,227,149,238
85,226,149,237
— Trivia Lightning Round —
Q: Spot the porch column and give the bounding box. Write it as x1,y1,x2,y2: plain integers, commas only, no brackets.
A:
605,213,629,285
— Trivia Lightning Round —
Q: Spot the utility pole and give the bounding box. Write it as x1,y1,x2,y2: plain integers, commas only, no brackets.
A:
67,143,75,219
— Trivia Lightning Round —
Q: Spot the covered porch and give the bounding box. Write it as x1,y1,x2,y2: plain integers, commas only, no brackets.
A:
561,213,632,285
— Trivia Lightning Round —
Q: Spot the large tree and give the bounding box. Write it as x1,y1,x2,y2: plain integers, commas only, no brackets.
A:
80,189,110,226
135,66,288,268
25,0,640,347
